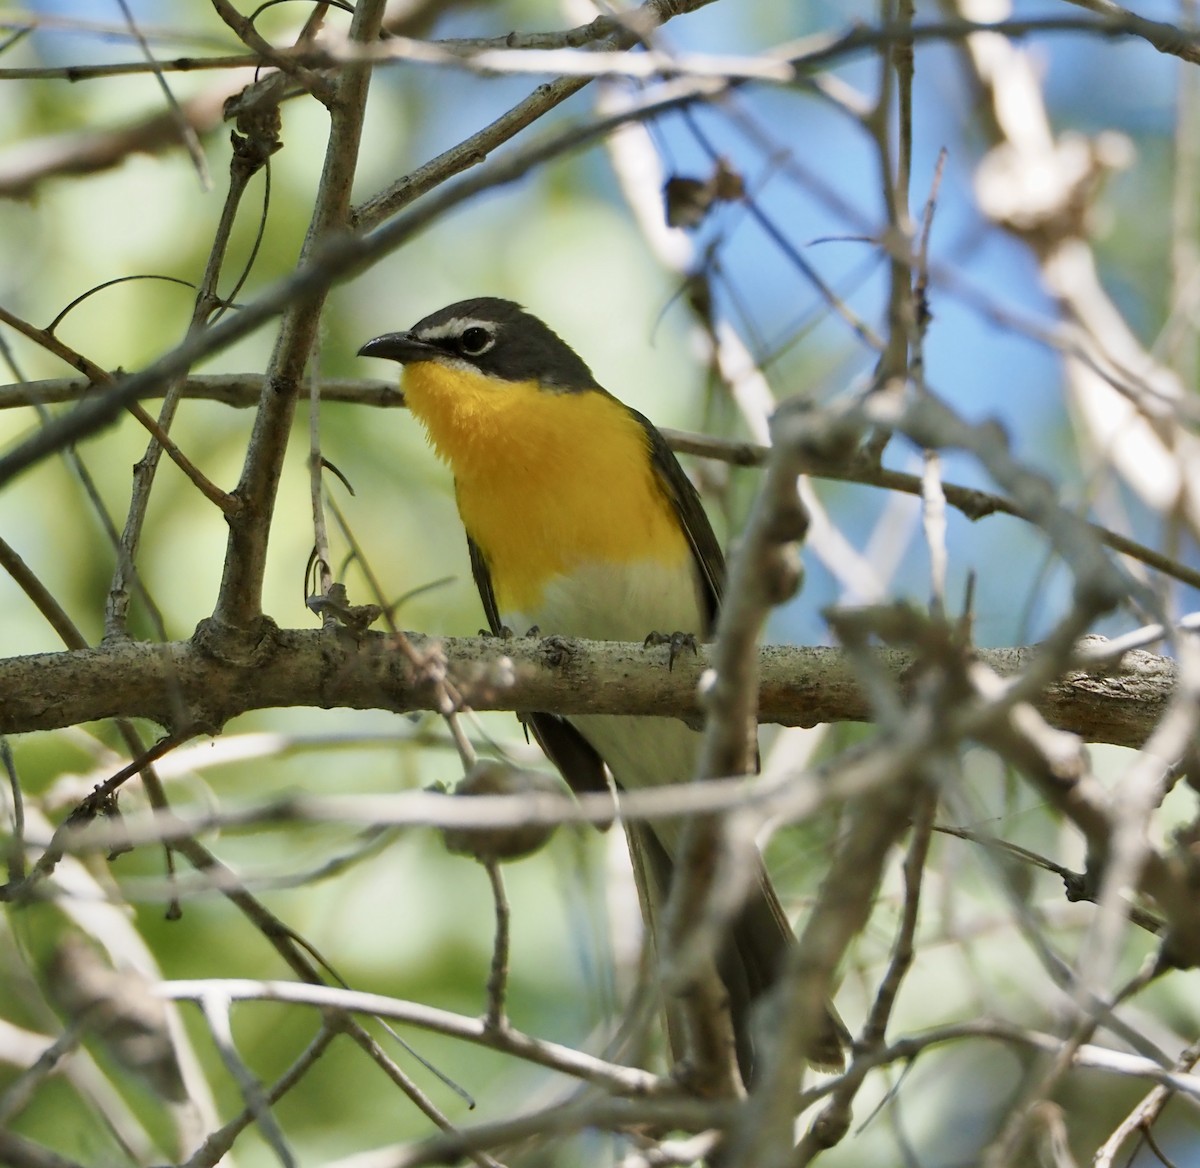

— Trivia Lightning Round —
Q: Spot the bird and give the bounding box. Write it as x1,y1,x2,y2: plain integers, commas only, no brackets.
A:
359,297,845,1078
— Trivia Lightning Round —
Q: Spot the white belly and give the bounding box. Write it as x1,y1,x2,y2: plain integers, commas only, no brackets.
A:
503,557,706,643
503,556,708,856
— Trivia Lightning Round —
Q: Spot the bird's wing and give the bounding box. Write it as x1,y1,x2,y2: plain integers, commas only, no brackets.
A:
632,416,846,1071
632,408,725,634
467,533,611,797
467,534,503,635
526,714,610,797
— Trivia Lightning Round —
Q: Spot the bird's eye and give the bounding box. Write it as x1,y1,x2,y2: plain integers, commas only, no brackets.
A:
459,326,494,356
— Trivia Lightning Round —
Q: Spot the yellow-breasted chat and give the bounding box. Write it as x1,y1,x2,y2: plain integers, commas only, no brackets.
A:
359,297,845,1077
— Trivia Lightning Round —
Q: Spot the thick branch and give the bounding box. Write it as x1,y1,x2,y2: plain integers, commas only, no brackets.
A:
0,630,1173,746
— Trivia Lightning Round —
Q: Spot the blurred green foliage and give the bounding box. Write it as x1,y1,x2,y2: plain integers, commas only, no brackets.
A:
0,2,1194,1166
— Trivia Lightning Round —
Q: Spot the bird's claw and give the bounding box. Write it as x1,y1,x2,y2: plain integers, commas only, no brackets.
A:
643,630,699,671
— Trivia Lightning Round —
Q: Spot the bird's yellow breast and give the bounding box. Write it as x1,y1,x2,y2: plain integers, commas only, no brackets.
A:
403,362,692,615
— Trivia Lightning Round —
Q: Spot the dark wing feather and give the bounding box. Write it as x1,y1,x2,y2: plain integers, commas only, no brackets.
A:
466,535,503,635
466,534,610,797
526,713,610,797
629,407,724,634
633,410,850,1074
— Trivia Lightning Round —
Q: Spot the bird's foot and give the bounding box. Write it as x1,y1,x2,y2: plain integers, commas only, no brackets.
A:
643,630,699,671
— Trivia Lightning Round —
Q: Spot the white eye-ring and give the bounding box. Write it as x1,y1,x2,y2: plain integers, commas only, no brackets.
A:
459,325,495,356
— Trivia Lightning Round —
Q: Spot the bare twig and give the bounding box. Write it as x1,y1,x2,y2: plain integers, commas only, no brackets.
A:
483,860,510,1033
1093,1039,1200,1168
351,0,721,231
209,0,333,103
182,1023,339,1168
211,0,384,637
114,0,209,188
0,1131,87,1168
0,303,234,514
199,992,295,1168
2,14,1197,88
342,1026,501,1168
105,94,279,638
159,978,659,1094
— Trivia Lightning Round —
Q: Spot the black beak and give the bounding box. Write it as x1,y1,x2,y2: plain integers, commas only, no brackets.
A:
357,332,441,364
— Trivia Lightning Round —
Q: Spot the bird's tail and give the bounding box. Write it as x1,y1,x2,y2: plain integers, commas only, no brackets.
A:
627,821,847,1083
